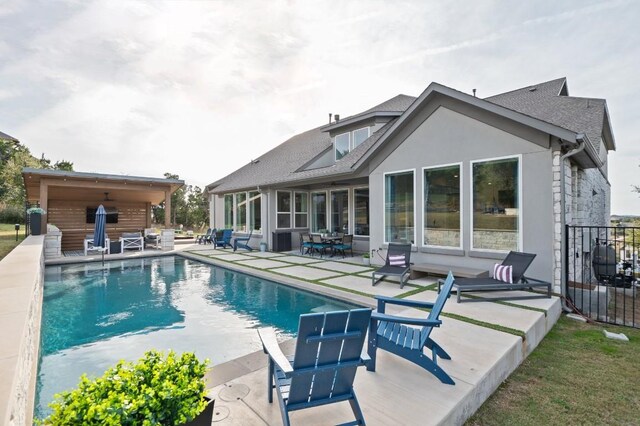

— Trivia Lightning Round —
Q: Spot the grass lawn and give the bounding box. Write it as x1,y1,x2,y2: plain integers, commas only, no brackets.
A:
0,223,25,260
467,315,640,425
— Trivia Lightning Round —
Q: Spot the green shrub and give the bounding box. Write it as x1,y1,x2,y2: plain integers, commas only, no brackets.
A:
0,205,25,224
41,350,209,426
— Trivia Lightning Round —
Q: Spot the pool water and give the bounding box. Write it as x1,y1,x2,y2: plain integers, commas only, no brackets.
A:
35,256,356,418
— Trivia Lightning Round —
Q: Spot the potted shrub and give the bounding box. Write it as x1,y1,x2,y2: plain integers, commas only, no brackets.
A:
362,252,371,266
27,207,46,236
40,350,213,426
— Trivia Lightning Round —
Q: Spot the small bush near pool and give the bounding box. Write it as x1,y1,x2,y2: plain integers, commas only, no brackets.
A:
40,350,209,425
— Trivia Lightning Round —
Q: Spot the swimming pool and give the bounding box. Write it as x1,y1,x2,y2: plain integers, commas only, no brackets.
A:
35,255,357,418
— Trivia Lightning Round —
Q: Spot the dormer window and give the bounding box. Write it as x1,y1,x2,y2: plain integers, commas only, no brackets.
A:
334,127,371,161
334,132,350,161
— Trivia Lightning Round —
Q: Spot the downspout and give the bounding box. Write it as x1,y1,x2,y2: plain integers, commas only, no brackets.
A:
560,134,586,312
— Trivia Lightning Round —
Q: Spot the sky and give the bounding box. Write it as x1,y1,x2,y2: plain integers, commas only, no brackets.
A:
0,0,638,214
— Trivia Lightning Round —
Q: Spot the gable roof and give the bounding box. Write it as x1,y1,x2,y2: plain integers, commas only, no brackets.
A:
485,77,615,151
208,79,613,193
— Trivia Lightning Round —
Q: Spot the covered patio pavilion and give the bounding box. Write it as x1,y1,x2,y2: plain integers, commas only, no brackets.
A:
22,168,184,251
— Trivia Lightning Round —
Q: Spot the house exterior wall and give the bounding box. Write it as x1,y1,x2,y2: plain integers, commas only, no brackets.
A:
369,105,556,284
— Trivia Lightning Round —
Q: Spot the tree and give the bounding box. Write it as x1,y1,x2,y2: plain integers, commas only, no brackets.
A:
151,175,209,229
0,136,74,207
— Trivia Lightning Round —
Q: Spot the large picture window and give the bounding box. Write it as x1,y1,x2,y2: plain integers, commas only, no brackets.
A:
310,192,327,233
472,157,519,251
294,192,308,228
224,194,233,229
248,191,261,232
354,188,369,236
384,170,415,244
423,164,461,248
235,192,247,232
276,191,291,229
330,190,349,234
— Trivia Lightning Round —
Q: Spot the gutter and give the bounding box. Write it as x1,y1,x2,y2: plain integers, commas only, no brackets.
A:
559,134,586,312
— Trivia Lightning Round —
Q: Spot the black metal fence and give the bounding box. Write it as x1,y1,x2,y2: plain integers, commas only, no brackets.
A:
566,225,640,328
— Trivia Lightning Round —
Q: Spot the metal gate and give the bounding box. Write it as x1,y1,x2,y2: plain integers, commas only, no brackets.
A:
565,225,639,328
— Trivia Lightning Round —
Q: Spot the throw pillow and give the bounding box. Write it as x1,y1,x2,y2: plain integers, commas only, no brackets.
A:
493,264,513,283
389,254,406,267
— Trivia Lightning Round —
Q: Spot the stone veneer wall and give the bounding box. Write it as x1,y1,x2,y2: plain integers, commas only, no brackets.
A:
553,148,611,291
0,236,44,426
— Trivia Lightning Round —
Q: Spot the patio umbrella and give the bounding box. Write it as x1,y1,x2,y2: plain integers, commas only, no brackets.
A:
93,204,107,249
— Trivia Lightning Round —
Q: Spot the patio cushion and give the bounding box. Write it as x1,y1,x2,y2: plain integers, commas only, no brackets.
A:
493,264,513,283
389,254,406,267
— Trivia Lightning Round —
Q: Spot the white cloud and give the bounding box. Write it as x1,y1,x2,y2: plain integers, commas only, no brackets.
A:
0,0,638,213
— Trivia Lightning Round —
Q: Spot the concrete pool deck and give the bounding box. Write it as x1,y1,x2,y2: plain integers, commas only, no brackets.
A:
181,246,561,425
2,240,559,425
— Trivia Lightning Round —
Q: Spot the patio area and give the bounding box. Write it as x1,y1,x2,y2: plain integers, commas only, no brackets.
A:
181,245,561,425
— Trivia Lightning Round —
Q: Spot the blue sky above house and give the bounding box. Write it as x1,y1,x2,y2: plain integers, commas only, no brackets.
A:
0,0,638,213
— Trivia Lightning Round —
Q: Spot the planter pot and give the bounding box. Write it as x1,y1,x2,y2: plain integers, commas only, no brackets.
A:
184,397,215,426
260,242,268,252
363,257,370,266
30,212,42,235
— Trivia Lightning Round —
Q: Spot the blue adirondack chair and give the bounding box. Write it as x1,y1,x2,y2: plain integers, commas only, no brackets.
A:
367,271,456,385
258,308,372,426
214,229,233,249
233,229,253,251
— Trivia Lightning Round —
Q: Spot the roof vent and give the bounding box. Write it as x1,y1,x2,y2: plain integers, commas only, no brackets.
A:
528,87,537,92
334,114,340,123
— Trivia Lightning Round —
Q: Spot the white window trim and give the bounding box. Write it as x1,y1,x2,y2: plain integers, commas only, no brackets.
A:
224,194,234,229
329,188,350,234
383,169,417,245
235,192,248,232
247,191,262,234
469,154,523,253
421,162,463,250
276,190,292,229
334,132,351,162
351,127,371,149
310,190,328,233
352,186,370,238
293,191,309,229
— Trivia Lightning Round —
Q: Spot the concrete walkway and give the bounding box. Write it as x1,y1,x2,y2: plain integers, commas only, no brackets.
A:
181,246,561,425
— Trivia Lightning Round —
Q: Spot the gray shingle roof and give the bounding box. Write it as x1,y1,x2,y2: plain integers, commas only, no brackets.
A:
208,97,410,193
485,78,609,152
0,131,18,142
209,78,612,193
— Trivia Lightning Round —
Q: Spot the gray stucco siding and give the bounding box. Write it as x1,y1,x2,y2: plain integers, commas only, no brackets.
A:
369,105,555,283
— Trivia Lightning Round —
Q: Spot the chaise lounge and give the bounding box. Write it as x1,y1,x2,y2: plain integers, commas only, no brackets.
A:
440,251,552,303
372,243,412,289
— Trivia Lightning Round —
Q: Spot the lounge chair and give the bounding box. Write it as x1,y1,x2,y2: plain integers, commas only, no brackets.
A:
196,228,212,244
258,308,372,426
120,232,144,251
332,234,353,258
84,234,111,256
233,229,253,251
367,272,456,385
372,243,412,289
442,251,552,303
214,229,233,249
204,228,217,245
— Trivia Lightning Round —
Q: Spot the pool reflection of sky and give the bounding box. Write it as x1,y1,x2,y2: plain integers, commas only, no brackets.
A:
36,256,356,419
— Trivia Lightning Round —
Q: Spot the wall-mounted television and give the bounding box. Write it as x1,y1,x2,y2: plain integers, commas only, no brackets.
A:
86,207,119,224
